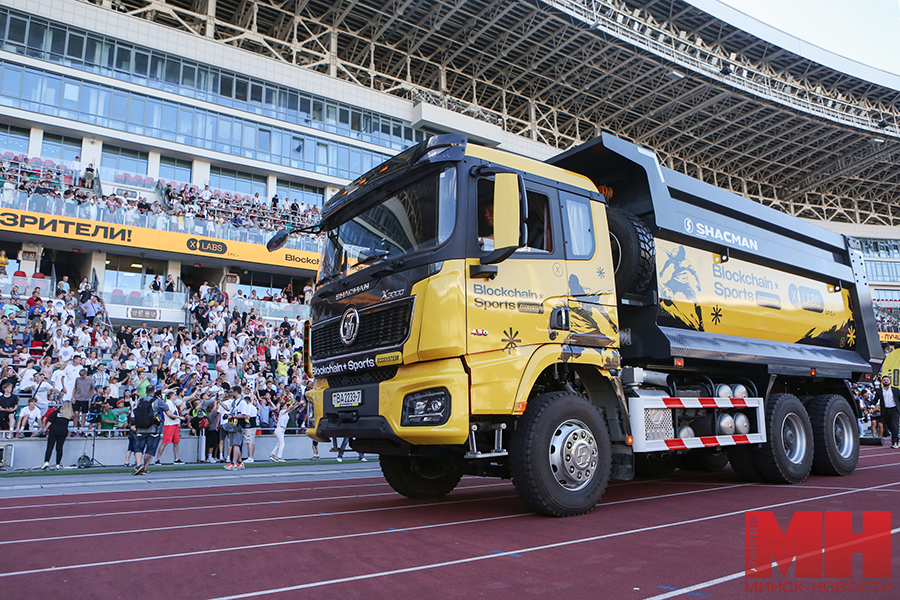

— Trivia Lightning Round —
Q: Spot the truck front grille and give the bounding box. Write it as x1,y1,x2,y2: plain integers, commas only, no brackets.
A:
328,366,398,389
311,298,413,361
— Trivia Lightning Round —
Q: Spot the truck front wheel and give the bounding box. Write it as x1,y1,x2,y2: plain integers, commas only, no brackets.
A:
511,392,611,517
754,393,814,484
380,456,462,499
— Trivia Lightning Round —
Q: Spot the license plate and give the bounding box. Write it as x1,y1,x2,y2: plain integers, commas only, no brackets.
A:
332,390,362,408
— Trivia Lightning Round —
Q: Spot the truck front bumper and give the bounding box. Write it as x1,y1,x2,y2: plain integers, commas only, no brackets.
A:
309,357,470,447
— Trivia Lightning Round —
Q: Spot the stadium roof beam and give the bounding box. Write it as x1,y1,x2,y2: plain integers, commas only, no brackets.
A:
781,141,900,201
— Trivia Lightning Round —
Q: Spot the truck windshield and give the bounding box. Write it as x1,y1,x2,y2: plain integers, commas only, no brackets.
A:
320,167,457,280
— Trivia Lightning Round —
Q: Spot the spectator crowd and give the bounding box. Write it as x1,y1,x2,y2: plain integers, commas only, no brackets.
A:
2,155,324,248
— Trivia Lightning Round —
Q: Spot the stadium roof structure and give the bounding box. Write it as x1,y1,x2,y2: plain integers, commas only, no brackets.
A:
98,0,900,225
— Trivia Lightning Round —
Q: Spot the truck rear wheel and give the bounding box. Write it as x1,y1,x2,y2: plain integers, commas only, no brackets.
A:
607,207,655,295
380,455,462,499
754,393,814,484
808,394,859,476
511,392,611,517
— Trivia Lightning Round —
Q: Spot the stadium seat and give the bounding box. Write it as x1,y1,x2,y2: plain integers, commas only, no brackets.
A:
115,173,127,184
143,177,155,188
32,272,45,280
43,159,54,168
29,157,41,164
12,277,26,290
128,291,143,306
2,152,13,161
63,175,72,185
13,270,26,278
111,289,125,304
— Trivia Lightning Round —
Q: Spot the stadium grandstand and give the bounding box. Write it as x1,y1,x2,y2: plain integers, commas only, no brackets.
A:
1,0,900,460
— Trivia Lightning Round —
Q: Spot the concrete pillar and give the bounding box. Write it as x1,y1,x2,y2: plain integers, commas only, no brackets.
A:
166,259,182,286
148,151,161,180
81,137,103,172
28,127,43,158
205,0,216,39
192,159,211,187
325,186,340,205
267,174,278,201
90,250,107,292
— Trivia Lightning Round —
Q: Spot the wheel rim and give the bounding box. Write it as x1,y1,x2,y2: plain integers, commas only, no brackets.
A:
832,411,855,459
549,419,598,491
781,413,808,465
610,233,622,275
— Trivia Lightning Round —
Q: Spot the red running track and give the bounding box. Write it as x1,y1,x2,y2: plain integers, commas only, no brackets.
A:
0,446,897,600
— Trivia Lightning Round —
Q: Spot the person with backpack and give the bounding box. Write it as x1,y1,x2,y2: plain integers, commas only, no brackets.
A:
131,387,168,475
223,387,252,470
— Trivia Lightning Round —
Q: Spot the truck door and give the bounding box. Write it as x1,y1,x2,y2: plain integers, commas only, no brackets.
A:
465,177,569,414
560,193,619,351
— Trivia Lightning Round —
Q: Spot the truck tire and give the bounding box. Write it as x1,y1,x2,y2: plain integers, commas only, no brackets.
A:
635,453,679,477
607,207,655,295
808,394,859,476
727,446,764,482
753,393,814,484
380,455,462,499
680,448,729,471
510,392,611,517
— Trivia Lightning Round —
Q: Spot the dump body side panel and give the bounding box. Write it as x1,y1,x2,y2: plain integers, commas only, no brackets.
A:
548,133,881,375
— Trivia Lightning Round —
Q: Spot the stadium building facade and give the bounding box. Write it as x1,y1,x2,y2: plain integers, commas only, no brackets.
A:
0,0,898,329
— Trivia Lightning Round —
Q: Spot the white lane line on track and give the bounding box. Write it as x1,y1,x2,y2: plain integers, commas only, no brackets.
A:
0,466,383,493
0,506,531,577
857,460,900,470
0,494,504,546
0,481,751,547
5,471,899,583
195,479,900,600
0,482,510,525
640,527,900,600
0,478,496,512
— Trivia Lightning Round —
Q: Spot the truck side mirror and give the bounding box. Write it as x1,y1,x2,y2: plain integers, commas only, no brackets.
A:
481,172,527,266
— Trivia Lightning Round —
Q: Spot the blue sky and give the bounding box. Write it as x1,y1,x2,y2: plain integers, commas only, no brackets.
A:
690,0,900,78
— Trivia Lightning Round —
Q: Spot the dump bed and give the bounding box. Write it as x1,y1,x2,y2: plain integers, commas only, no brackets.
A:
549,133,881,379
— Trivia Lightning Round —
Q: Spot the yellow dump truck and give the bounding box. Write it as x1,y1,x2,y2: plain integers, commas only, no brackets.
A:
269,133,881,516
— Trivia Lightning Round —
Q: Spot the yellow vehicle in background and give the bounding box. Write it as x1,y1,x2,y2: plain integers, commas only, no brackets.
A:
269,133,881,516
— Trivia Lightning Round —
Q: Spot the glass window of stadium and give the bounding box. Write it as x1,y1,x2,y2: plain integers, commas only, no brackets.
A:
0,61,391,179
100,145,148,181
40,133,80,161
0,123,28,154
209,166,266,198
0,7,428,153
234,271,295,300
104,254,165,294
860,238,900,260
275,179,323,207
159,156,191,185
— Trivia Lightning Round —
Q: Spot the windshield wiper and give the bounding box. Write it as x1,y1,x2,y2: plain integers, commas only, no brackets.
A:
355,249,391,266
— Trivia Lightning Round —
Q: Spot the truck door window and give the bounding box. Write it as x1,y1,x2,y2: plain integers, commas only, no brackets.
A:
477,177,551,253
561,191,594,259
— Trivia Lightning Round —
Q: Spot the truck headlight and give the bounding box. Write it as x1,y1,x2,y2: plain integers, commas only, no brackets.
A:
401,388,450,426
